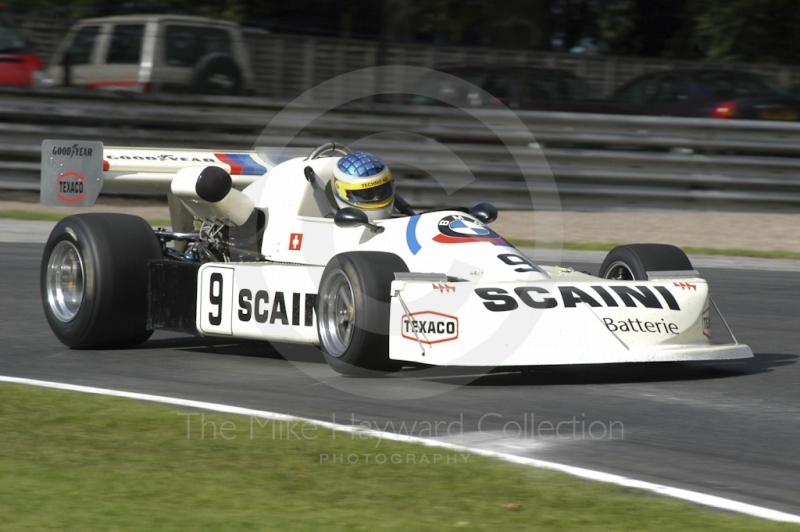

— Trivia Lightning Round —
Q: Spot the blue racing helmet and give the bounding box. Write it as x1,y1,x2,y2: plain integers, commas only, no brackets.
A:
332,151,395,220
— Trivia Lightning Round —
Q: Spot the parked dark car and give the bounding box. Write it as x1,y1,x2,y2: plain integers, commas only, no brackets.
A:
610,69,800,121
410,66,631,114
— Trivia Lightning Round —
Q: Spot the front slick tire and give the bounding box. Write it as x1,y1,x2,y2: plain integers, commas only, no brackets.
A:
40,213,162,349
317,252,408,376
600,243,693,281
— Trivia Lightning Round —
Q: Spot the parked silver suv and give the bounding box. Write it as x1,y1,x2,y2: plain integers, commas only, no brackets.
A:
48,14,254,95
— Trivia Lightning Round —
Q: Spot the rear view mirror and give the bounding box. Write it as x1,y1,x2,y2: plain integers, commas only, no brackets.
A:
334,207,384,233
334,207,369,228
470,203,498,224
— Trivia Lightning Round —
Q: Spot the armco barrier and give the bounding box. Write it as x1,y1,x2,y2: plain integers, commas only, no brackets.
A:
4,87,800,211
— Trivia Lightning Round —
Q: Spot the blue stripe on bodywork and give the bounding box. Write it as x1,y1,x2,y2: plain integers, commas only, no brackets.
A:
406,215,421,255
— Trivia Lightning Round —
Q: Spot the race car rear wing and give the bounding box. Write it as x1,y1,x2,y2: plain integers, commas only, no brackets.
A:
41,140,104,207
40,140,282,207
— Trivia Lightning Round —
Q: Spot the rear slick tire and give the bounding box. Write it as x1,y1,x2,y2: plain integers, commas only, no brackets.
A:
40,213,162,348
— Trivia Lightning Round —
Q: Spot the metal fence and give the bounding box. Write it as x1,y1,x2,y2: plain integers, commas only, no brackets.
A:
15,16,800,100
3,87,800,211
246,33,800,100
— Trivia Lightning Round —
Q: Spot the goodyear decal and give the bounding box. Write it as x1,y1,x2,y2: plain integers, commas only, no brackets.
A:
214,153,268,176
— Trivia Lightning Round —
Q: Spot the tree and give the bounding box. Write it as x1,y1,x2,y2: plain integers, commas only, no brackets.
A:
691,0,800,64
3,0,246,22
389,0,550,49
595,0,691,57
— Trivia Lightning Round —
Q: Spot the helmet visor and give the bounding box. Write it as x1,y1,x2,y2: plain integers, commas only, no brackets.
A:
345,181,394,204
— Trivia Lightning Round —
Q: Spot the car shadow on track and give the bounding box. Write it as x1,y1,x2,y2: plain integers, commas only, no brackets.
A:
415,353,797,387
141,335,326,364
138,336,797,386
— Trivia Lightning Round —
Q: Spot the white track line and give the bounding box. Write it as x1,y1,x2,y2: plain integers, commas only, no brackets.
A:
3,375,799,524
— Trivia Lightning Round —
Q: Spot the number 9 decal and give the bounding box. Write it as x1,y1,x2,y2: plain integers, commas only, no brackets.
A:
208,272,223,326
199,266,233,335
497,253,541,273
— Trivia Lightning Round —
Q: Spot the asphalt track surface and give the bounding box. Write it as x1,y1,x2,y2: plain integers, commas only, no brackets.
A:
3,241,799,517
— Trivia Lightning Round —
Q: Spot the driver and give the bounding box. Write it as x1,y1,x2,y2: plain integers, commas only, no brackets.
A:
331,151,395,221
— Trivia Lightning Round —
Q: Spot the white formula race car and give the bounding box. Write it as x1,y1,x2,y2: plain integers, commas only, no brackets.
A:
40,140,752,375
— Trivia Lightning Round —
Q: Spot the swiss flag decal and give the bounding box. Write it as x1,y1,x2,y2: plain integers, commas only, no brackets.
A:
289,233,303,250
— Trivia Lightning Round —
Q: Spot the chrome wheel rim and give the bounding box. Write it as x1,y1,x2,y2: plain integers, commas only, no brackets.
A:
605,261,634,281
604,261,634,281
318,270,355,357
46,241,85,322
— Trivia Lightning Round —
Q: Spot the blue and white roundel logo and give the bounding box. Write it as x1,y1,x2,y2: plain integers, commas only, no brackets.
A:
433,215,509,246
445,218,492,236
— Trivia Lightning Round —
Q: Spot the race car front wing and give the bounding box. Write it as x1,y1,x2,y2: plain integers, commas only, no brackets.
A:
388,277,753,366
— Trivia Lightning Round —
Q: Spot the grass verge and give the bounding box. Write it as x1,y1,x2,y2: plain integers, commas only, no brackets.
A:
1,383,797,531
508,239,800,261
0,209,67,222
